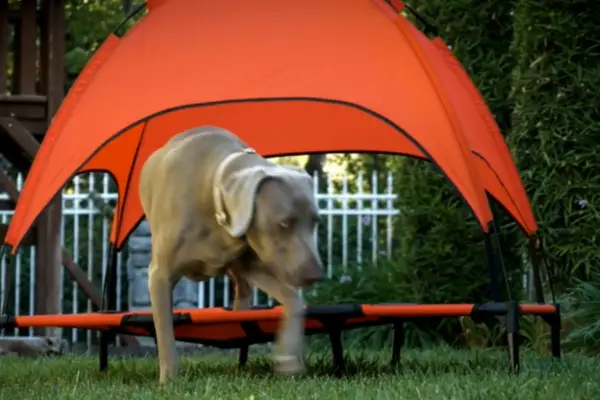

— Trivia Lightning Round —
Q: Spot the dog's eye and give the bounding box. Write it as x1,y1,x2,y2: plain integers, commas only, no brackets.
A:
279,218,295,230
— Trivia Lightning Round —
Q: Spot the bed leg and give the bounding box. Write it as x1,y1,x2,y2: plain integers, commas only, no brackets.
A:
543,304,561,360
99,330,110,371
506,301,520,374
239,344,249,367
550,306,562,359
327,324,345,377
99,247,119,372
391,320,404,369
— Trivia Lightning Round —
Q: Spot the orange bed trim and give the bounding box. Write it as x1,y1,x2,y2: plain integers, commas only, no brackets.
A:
2,303,559,346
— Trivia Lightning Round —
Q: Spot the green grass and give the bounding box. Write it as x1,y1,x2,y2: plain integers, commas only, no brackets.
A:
1,346,598,400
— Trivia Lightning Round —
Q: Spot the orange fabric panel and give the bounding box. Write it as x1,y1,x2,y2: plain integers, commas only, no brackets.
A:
147,0,170,11
388,0,406,12
430,38,537,234
78,124,146,243
187,307,285,323
344,316,381,325
14,312,124,329
411,31,528,231
370,0,404,18
343,4,535,236
4,0,499,250
362,304,475,317
519,304,557,315
113,101,427,247
472,156,520,223
5,34,121,253
173,324,247,341
398,19,493,231
257,320,281,333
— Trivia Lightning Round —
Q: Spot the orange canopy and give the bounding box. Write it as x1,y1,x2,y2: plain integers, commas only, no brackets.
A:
3,0,537,253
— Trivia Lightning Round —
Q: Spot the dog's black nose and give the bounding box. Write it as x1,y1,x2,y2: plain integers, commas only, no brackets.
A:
298,262,324,287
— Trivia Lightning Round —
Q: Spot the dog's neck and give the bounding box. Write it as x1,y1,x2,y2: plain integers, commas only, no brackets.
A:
213,147,257,228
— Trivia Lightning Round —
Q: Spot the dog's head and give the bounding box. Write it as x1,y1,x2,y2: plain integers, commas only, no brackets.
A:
218,164,323,288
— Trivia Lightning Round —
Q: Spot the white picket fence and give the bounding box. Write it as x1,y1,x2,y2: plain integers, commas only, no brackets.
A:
0,171,399,343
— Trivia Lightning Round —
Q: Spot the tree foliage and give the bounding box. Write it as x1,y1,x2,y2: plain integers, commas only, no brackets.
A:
65,0,145,76
510,0,600,287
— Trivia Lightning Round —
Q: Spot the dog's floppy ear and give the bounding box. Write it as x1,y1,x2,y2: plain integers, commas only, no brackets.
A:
218,165,316,237
280,166,315,194
218,166,272,238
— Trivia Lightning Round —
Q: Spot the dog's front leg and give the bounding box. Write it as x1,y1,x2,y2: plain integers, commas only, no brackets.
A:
243,270,305,375
148,261,178,384
228,265,253,311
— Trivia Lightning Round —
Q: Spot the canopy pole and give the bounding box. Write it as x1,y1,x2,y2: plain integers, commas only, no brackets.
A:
539,239,557,304
99,244,118,371
528,234,553,304
0,244,15,335
112,2,146,37
491,219,512,301
484,230,502,303
402,3,440,37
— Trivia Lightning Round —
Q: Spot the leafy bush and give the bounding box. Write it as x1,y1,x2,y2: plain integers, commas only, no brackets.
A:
509,0,600,288
394,161,526,302
562,268,600,354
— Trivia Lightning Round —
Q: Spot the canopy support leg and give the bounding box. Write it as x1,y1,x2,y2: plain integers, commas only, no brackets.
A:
484,232,502,303
99,245,119,371
238,344,249,367
326,322,345,377
506,301,520,373
541,304,561,359
391,320,404,369
0,245,14,332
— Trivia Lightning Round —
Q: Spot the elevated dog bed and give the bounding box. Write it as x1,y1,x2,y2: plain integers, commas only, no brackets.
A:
0,302,561,375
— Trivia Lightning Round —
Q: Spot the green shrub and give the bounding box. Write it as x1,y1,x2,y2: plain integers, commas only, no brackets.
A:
509,0,600,288
562,268,600,354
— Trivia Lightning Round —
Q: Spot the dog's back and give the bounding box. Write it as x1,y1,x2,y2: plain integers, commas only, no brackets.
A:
139,126,247,221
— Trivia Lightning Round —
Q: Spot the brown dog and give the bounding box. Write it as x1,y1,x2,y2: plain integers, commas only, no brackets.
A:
139,126,324,383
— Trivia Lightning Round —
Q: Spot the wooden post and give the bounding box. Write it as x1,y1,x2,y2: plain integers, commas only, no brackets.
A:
13,0,37,95
40,0,65,116
31,0,65,338
7,0,59,337
0,0,8,94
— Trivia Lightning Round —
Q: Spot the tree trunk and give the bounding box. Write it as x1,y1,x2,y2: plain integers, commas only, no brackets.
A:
303,154,327,190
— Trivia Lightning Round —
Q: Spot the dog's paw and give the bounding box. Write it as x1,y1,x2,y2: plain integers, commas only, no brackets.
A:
273,354,305,376
158,371,177,385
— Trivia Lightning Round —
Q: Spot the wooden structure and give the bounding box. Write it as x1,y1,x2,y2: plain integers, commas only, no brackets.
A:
0,0,137,346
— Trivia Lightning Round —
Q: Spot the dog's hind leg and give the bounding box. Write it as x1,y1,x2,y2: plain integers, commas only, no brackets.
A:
228,266,253,311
